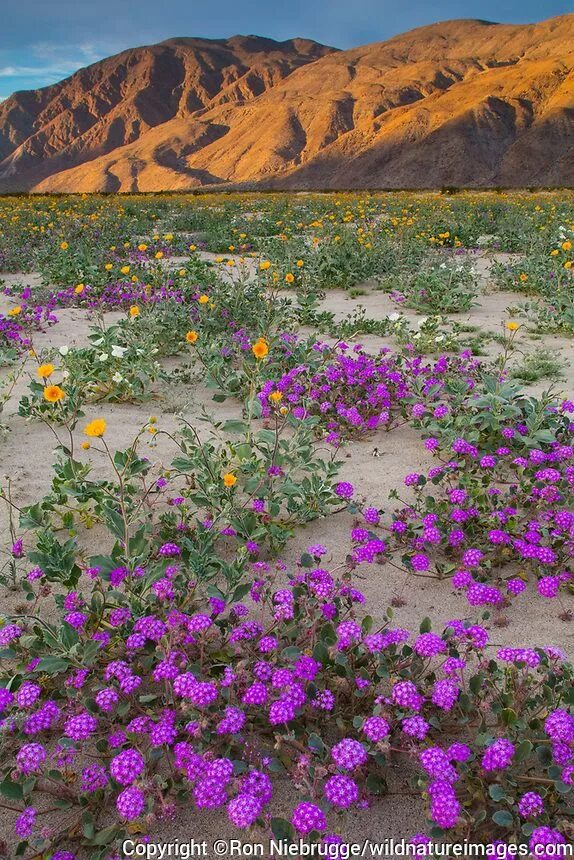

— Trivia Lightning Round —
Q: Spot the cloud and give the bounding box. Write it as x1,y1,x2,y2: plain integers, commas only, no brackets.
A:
31,40,117,66
0,42,115,79
0,64,78,77
0,43,113,88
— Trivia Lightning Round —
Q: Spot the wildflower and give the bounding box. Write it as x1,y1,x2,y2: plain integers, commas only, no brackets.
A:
15,807,36,838
116,786,145,820
402,716,430,739
334,481,354,499
252,339,269,359
198,294,209,304
506,321,520,331
64,712,97,741
60,241,68,250
481,739,514,772
8,305,22,316
227,794,262,828
259,261,271,270
43,384,65,403
291,802,326,834
324,774,359,809
518,792,544,819
362,716,390,742
129,305,140,317
185,330,198,343
16,743,47,774
37,363,54,378
331,738,367,770
223,472,237,488
110,749,145,785
82,763,108,792
285,272,295,283
84,418,107,437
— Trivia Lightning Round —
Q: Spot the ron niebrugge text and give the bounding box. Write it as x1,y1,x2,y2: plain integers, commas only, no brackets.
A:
122,839,574,859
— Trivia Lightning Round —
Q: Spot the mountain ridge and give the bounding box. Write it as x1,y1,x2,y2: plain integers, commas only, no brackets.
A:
0,16,572,191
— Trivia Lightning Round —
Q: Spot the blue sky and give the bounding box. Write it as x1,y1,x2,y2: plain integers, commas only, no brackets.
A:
0,0,571,100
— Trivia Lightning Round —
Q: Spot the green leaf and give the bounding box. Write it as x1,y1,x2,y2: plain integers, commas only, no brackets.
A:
91,825,120,846
35,656,69,674
489,785,506,802
515,740,533,762
419,617,432,633
307,733,325,753
492,810,514,828
222,419,249,435
0,778,23,800
271,818,295,843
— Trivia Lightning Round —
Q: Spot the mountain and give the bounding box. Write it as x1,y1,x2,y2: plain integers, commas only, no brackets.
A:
1,16,573,191
0,36,335,190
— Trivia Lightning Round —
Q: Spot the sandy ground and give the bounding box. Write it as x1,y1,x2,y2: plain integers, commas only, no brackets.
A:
0,251,573,856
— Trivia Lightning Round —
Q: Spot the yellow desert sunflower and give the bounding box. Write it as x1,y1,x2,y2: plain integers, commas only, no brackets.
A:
43,385,65,403
84,418,107,438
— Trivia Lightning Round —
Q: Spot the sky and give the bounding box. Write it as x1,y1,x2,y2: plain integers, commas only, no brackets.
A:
0,0,571,100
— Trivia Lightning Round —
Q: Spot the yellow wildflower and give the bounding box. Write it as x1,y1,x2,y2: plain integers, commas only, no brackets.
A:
84,418,107,437
252,339,269,360
37,363,55,379
43,385,65,403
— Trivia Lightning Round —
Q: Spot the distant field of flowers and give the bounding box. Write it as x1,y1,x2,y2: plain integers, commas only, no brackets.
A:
0,190,573,858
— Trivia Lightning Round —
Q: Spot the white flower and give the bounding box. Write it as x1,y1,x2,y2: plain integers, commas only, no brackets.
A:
111,345,127,358
388,312,401,322
62,370,70,379
59,345,69,356
417,317,428,328
98,353,108,362
112,372,124,383
435,335,445,343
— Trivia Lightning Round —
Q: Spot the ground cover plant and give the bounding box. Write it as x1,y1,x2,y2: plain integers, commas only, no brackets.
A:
0,191,573,859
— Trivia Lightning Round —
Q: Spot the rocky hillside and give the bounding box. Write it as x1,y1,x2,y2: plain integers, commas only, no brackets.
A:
1,16,572,190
